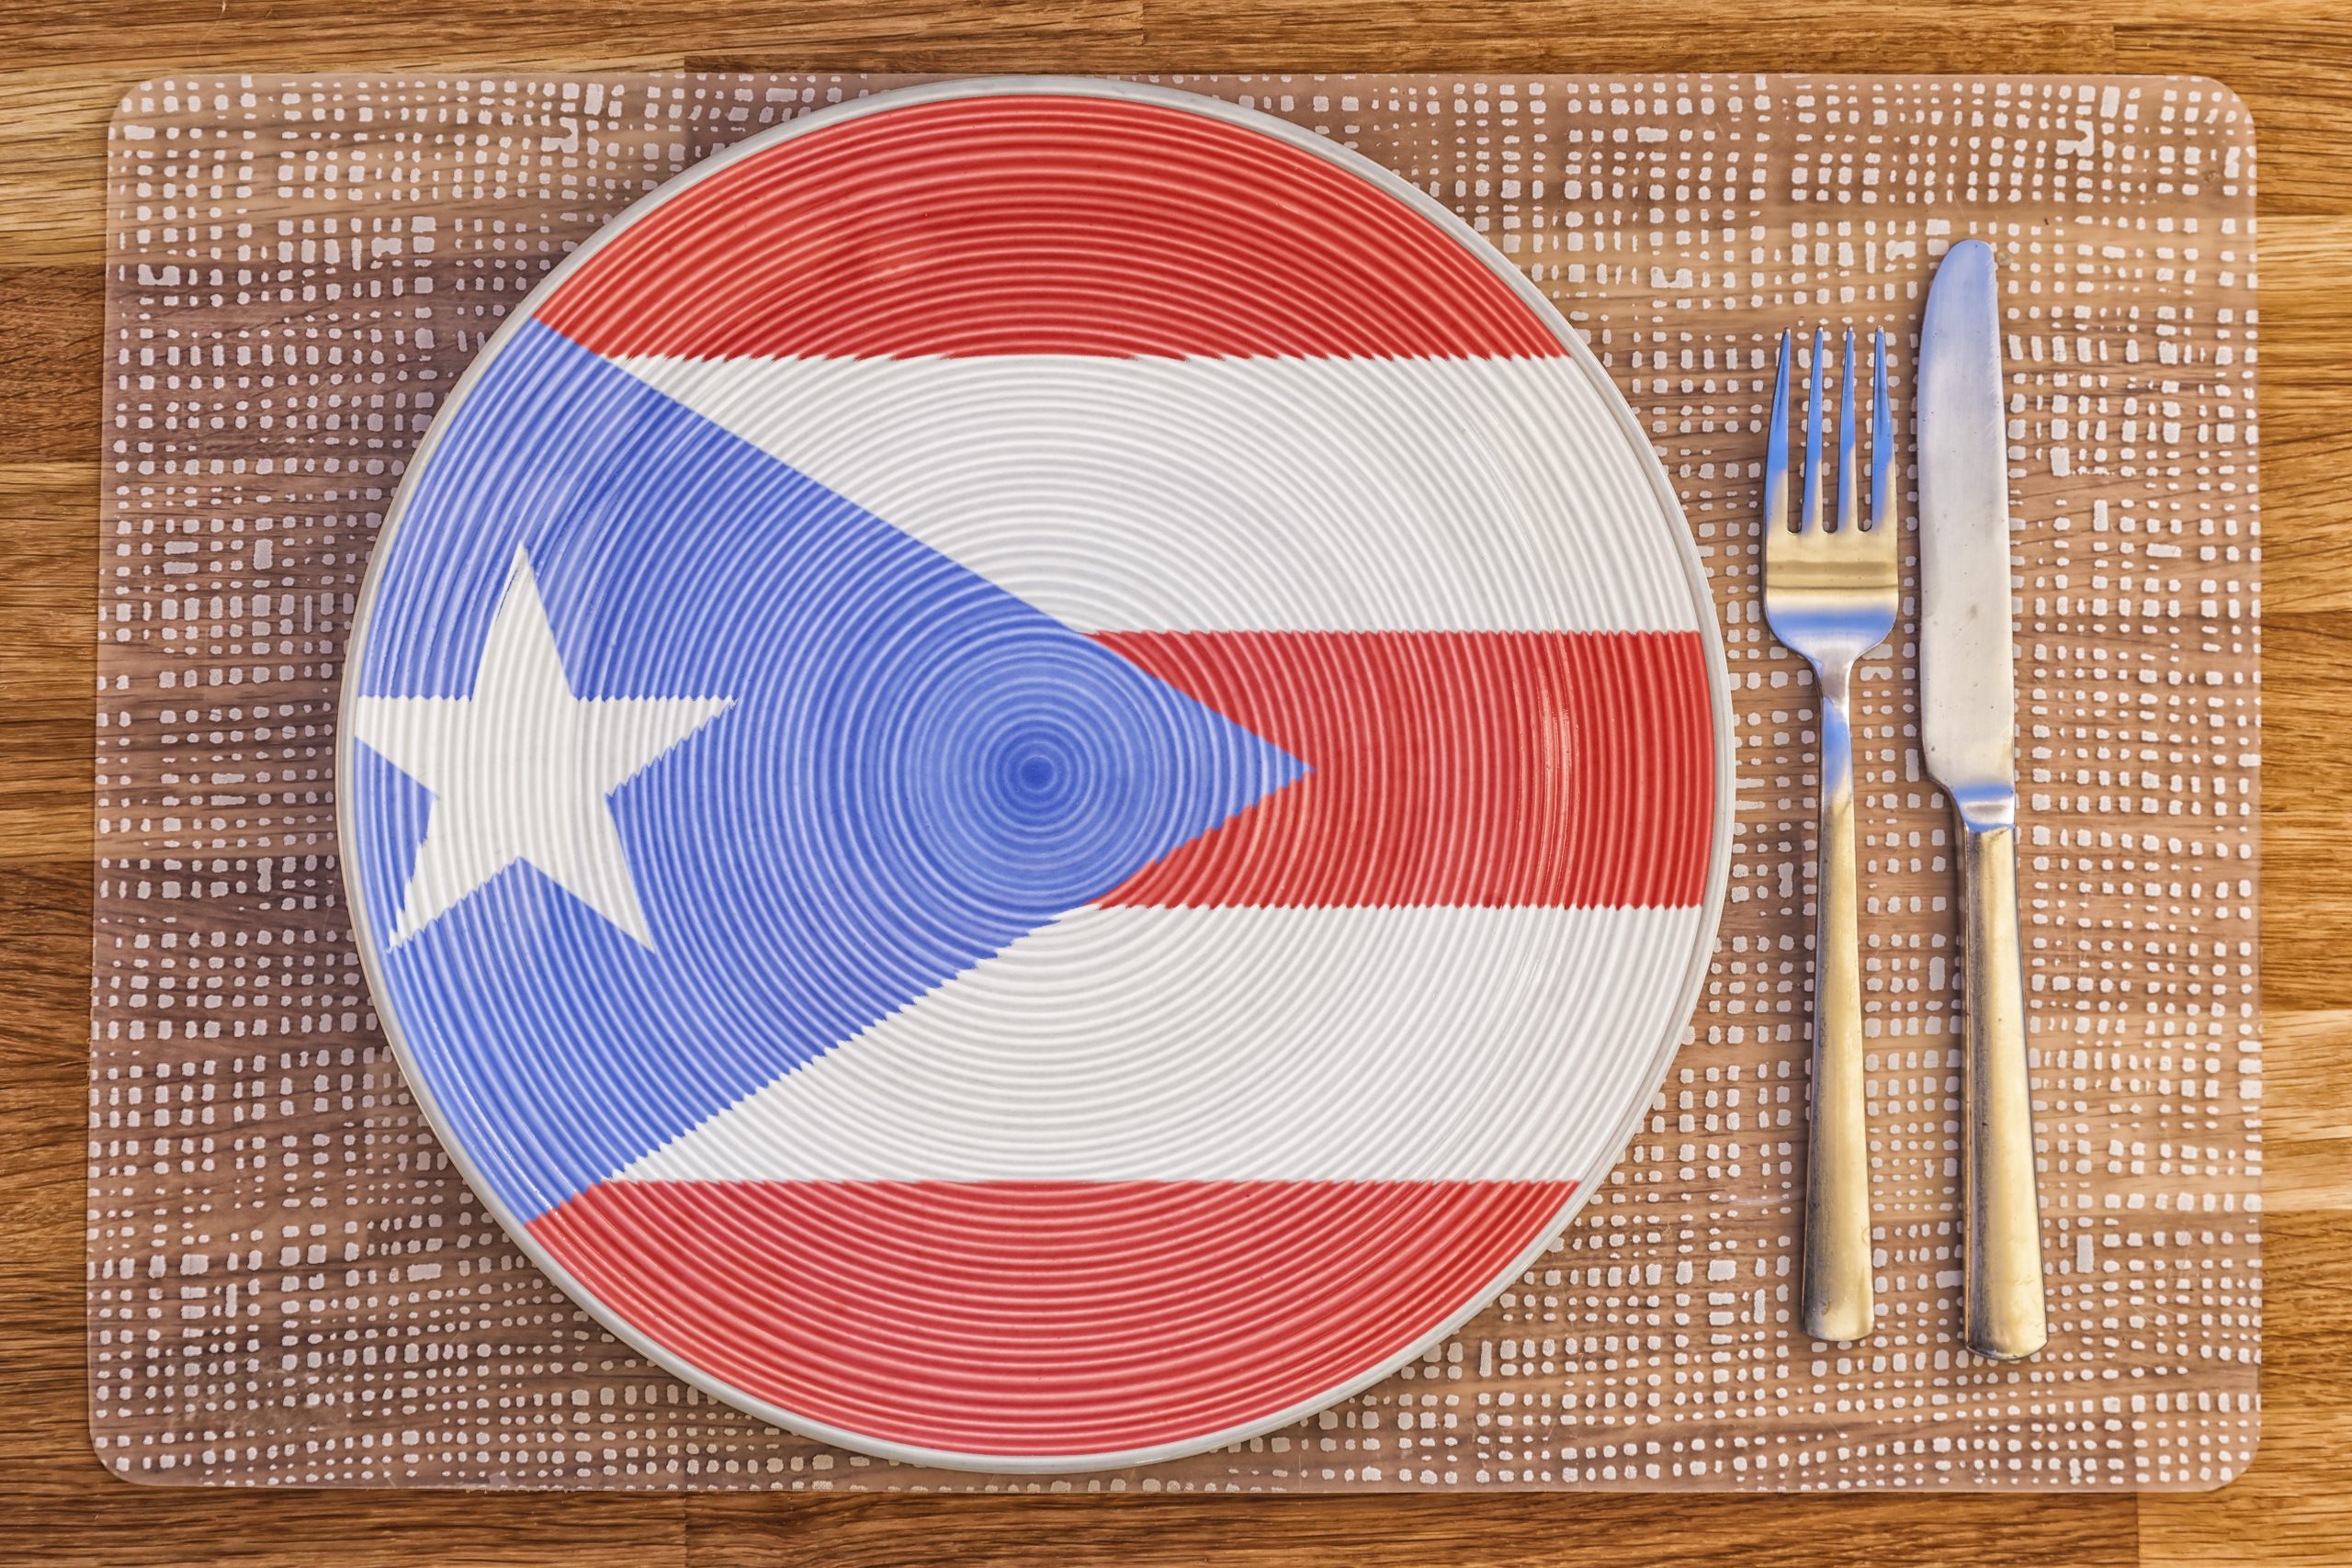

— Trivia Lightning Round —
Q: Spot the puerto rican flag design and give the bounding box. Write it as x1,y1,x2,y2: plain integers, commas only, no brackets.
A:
345,84,1721,1469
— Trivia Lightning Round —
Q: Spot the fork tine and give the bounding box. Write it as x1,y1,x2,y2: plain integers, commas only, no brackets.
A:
1870,328,1894,532
1802,327,1826,533
1837,329,1858,534
1767,331,1792,535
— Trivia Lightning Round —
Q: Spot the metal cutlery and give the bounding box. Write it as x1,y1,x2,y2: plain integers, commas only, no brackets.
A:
1761,326,1897,1345
1917,239,2049,1361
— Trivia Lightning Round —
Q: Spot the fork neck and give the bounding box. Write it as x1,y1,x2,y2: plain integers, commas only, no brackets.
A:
1808,656,1860,795
1807,655,1857,710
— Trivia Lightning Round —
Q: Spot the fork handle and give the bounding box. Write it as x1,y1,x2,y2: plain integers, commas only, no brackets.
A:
1956,818,2049,1359
1800,662,1873,1343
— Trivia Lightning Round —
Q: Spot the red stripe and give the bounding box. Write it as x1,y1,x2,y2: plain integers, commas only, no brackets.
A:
1096,631,1713,909
536,95,1564,361
531,1179,1569,1459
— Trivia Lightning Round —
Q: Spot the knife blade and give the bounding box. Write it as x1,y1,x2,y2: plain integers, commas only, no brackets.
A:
1918,241,2017,814
1916,239,2048,1361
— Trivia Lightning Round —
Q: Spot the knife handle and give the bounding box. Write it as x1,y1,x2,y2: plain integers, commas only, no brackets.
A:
1800,666,1873,1342
1956,818,2048,1360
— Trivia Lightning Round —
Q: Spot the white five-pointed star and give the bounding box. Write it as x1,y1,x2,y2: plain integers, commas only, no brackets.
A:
352,547,732,947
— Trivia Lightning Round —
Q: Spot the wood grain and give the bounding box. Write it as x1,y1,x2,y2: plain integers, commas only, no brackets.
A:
4,3,2348,1564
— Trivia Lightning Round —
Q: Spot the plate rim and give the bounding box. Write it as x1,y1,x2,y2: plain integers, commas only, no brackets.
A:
335,72,1737,1475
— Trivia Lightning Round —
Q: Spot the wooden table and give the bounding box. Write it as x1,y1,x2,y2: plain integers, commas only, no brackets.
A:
5,4,2346,1563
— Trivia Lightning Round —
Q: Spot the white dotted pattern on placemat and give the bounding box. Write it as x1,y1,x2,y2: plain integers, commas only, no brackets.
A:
90,73,2258,1491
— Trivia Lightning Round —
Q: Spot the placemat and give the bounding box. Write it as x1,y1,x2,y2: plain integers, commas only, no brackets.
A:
90,71,2260,1491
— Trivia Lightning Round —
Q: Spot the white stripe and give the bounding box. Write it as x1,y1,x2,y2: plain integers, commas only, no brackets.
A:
619,904,1702,1184
611,355,1697,635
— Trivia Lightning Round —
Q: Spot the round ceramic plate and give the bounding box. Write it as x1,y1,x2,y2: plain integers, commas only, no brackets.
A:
340,77,1731,1473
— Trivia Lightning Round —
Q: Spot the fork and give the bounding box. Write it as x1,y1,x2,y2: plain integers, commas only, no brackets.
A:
1762,327,1897,1344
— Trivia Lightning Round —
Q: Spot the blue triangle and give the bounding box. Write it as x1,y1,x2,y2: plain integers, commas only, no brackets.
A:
352,319,1306,1218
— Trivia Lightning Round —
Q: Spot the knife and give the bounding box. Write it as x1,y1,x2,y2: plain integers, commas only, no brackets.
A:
1916,240,2048,1361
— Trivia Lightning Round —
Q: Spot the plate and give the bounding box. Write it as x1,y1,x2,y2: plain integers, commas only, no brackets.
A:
339,77,1731,1472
